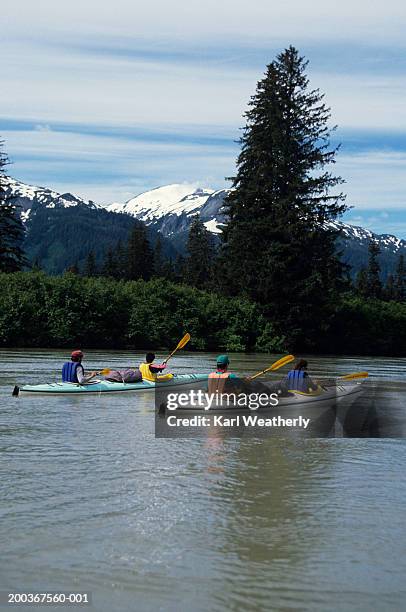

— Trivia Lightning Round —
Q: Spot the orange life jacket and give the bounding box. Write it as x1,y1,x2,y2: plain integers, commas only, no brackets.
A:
208,371,230,394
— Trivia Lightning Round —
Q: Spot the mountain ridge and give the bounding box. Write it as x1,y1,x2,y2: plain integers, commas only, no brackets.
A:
3,176,405,279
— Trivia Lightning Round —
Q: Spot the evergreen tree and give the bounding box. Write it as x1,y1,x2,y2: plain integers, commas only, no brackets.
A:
184,217,215,288
127,222,154,281
385,273,396,301
395,254,406,302
220,47,347,346
161,257,176,281
0,141,26,272
153,235,164,277
102,247,116,278
173,254,186,284
366,240,382,299
84,250,98,277
115,239,127,279
355,268,368,297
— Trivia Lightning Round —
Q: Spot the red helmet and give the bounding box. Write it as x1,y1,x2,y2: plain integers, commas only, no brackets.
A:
71,350,84,361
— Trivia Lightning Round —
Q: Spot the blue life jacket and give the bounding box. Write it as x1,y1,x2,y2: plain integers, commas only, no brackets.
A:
287,369,308,392
62,361,81,383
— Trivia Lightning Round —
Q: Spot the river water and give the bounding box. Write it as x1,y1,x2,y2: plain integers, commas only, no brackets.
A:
1,350,405,611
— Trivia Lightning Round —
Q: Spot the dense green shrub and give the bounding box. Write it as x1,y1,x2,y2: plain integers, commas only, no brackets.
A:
1,272,405,355
324,295,406,356
0,272,266,351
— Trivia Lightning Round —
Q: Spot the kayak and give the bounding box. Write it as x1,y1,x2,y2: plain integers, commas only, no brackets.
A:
162,382,364,413
14,373,208,396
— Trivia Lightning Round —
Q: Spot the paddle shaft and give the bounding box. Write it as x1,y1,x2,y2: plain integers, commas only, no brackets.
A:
163,333,191,364
249,354,295,380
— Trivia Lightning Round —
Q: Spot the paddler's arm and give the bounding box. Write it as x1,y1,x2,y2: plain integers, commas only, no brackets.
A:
77,365,97,384
150,363,167,374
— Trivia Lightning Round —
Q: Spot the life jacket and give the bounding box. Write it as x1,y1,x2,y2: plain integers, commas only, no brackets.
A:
139,362,173,383
208,371,230,394
62,361,81,383
139,362,156,382
287,369,309,392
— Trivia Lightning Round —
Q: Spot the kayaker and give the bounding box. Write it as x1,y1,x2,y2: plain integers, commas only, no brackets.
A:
286,359,318,393
139,353,172,382
62,350,97,384
208,355,238,394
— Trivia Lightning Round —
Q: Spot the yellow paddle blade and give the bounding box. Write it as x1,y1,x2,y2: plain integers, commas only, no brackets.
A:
249,354,295,380
269,354,295,372
176,332,191,350
340,371,369,380
99,368,111,375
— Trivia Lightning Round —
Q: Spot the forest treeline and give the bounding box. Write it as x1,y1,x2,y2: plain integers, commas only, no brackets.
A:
0,272,406,355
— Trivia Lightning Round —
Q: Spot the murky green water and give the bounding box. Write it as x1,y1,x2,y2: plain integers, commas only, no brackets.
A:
1,350,406,611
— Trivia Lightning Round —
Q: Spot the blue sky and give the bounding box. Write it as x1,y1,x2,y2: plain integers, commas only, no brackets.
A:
2,0,406,235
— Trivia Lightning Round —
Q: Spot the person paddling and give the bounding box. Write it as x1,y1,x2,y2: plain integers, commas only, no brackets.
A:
139,352,172,382
208,355,238,394
286,359,318,393
62,350,97,384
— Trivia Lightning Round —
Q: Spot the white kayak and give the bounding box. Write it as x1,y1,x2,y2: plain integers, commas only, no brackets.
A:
163,382,364,413
14,374,208,396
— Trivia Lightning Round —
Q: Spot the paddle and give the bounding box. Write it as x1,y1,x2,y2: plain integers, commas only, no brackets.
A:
96,368,113,376
248,354,295,381
339,371,369,380
162,332,191,365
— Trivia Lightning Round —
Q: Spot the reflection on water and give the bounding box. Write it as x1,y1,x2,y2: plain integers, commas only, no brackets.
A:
1,350,406,611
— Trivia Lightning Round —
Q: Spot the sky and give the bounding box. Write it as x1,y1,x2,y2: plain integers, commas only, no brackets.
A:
2,0,406,236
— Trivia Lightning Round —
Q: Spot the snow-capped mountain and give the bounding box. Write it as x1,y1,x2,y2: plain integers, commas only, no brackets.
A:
3,176,99,223
1,177,174,274
108,184,214,221
107,183,228,240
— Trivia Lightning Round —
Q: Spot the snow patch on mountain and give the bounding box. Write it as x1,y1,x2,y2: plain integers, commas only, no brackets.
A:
107,184,214,222
203,219,223,234
3,176,99,221
327,220,403,252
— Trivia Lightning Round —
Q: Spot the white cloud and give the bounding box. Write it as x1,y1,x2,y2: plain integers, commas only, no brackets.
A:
337,151,406,209
4,127,406,214
314,72,406,130
1,39,256,127
34,124,52,132
3,0,406,44
3,128,233,203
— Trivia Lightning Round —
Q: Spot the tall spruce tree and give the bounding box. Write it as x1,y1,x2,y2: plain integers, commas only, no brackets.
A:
161,257,176,281
102,247,116,278
395,254,406,302
220,47,347,346
366,240,382,299
84,250,98,277
153,235,164,277
0,141,26,272
355,268,368,297
115,239,127,279
385,273,396,301
173,254,186,284
127,222,154,281
184,217,215,288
